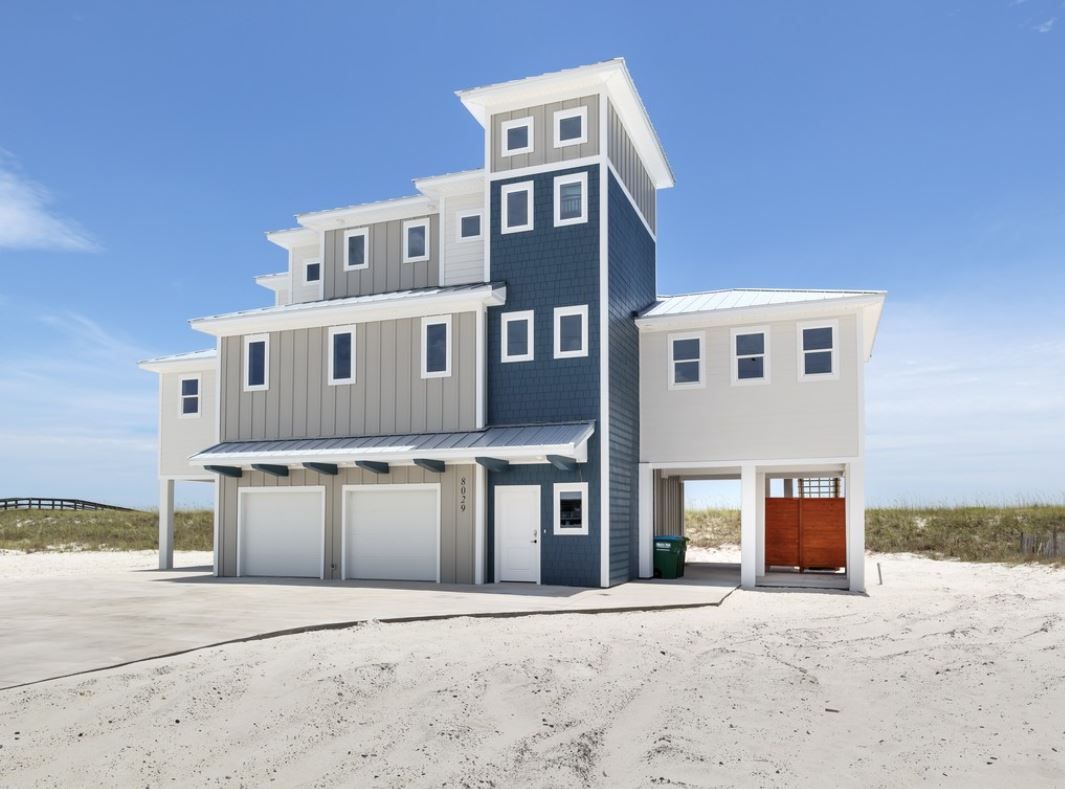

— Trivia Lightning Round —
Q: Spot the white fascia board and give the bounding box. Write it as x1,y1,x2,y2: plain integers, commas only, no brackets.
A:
254,272,289,292
861,297,887,361
296,195,436,230
188,284,507,337
456,59,674,189
413,169,485,198
265,227,317,250
635,295,886,336
138,350,218,374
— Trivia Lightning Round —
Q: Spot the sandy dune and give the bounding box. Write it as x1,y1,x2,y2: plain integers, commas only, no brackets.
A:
1,551,1063,787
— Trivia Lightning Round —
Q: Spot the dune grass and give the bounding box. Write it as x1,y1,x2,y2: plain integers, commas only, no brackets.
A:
0,509,213,552
684,504,1065,565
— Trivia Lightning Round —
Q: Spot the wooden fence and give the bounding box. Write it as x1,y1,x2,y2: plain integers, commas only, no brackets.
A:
1019,531,1065,559
0,498,134,512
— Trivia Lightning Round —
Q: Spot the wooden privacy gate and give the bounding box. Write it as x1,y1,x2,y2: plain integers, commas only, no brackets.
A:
765,498,846,571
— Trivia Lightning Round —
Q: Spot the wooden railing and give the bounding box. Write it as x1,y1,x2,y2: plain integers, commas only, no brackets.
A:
0,498,134,512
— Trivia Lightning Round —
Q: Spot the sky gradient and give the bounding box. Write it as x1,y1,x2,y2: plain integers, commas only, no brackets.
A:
1,1,1063,508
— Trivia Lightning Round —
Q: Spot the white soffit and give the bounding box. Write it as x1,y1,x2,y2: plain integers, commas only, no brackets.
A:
265,226,317,250
413,169,485,198
138,348,218,374
295,194,436,230
254,272,289,292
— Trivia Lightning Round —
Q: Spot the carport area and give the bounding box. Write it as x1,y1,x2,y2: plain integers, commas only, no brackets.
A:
638,460,866,592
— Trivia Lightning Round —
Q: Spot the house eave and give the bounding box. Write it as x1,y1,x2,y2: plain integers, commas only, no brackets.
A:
296,195,436,230
138,350,218,374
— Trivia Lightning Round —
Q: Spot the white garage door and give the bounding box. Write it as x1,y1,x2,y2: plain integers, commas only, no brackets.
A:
238,488,324,578
344,485,439,582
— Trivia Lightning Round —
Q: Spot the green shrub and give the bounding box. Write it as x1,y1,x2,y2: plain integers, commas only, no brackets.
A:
0,509,213,552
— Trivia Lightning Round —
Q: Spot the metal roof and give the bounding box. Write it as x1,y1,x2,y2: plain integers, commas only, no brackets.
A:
640,288,887,318
190,422,596,465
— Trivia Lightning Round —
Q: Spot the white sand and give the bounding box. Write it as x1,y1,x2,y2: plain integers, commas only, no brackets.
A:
1,551,1063,787
0,549,213,579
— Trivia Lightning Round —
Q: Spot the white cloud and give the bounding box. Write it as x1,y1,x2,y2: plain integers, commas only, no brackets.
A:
0,150,98,252
1035,17,1055,32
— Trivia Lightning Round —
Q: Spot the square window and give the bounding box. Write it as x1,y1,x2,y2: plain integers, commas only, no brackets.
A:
305,260,320,283
244,335,269,392
668,333,704,389
554,305,588,359
731,328,769,385
554,173,588,226
798,322,838,380
553,106,588,147
180,378,199,397
500,116,534,156
404,219,429,262
554,482,589,536
422,316,451,378
501,310,534,363
458,212,482,240
328,326,356,385
501,182,534,233
507,125,528,151
344,228,369,270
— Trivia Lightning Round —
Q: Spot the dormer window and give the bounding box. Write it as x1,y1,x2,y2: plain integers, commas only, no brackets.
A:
403,219,430,263
500,116,534,157
304,259,321,284
344,228,369,270
554,107,588,148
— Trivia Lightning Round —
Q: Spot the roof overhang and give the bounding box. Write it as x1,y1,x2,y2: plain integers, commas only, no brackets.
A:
254,272,289,292
413,169,484,198
138,349,218,374
188,283,507,337
265,226,317,250
636,294,887,361
296,195,436,231
456,59,674,189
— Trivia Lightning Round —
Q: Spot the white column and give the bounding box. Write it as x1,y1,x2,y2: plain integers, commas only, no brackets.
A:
846,460,866,593
638,464,653,578
159,478,175,570
755,471,767,577
740,464,757,589
474,463,486,584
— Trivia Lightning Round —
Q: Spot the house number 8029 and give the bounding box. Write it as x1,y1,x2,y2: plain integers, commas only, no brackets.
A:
459,477,467,512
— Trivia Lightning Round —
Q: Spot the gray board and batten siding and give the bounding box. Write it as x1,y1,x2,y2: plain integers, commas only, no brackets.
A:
490,94,600,173
216,464,476,582
219,313,478,443
606,99,656,232
323,214,441,300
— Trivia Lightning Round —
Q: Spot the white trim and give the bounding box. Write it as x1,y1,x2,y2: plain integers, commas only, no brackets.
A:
242,333,270,392
598,92,610,588
489,155,603,182
553,171,588,227
297,195,434,231
636,294,884,333
402,217,431,263
500,181,534,234
553,304,589,359
499,115,534,157
553,106,588,148
421,315,452,378
178,373,202,418
637,464,653,577
138,350,217,374
327,324,357,386
500,310,534,363
212,475,220,576
236,485,326,580
797,319,840,382
493,484,542,585
475,306,486,427
730,326,770,386
302,258,322,301
342,227,370,271
339,483,441,583
605,161,656,241
474,463,486,584
553,481,589,536
666,331,705,390
455,209,483,242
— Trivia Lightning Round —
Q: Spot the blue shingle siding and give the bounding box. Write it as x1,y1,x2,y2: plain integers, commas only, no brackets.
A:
607,172,657,585
486,165,601,586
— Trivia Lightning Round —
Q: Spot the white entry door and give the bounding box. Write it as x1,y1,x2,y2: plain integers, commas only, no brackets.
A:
343,485,439,582
495,485,540,583
238,488,324,578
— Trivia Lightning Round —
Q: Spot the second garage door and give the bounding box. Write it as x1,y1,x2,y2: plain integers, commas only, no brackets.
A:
343,485,440,582
238,488,325,578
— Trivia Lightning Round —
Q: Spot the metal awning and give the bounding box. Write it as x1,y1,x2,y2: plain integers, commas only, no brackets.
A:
189,421,595,468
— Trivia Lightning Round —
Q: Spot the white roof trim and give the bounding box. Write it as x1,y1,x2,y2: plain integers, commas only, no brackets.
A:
296,194,435,230
189,284,507,337
413,169,484,197
138,349,218,374
265,226,317,250
254,272,289,292
456,59,674,189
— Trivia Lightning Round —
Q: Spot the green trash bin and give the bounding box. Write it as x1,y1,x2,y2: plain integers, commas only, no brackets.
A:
653,535,687,579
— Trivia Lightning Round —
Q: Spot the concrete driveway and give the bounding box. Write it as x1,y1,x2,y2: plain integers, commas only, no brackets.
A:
0,552,737,689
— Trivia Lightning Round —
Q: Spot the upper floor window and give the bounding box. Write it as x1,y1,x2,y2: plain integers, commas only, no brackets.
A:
799,321,838,381
244,334,269,392
554,482,589,536
179,375,200,417
668,332,704,389
304,259,321,284
457,210,482,242
403,218,430,263
501,181,534,234
554,305,588,359
422,316,451,378
500,116,534,157
554,172,587,227
328,325,356,385
344,227,369,270
553,106,588,148
501,310,534,363
731,327,769,385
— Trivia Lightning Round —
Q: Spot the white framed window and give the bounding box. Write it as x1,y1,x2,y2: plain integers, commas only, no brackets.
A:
553,106,588,148
500,116,534,157
554,305,589,359
403,218,430,263
500,181,534,234
668,332,705,389
179,374,201,418
343,227,369,270
421,315,451,378
501,310,534,363
304,258,321,285
328,325,357,385
731,327,770,386
798,320,839,381
456,210,483,242
553,482,589,536
554,172,588,227
243,333,269,392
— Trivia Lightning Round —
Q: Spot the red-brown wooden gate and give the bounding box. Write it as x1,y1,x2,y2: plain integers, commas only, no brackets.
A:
764,498,846,571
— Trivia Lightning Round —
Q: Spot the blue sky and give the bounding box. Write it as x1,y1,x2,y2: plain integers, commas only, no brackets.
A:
1,1,1063,508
